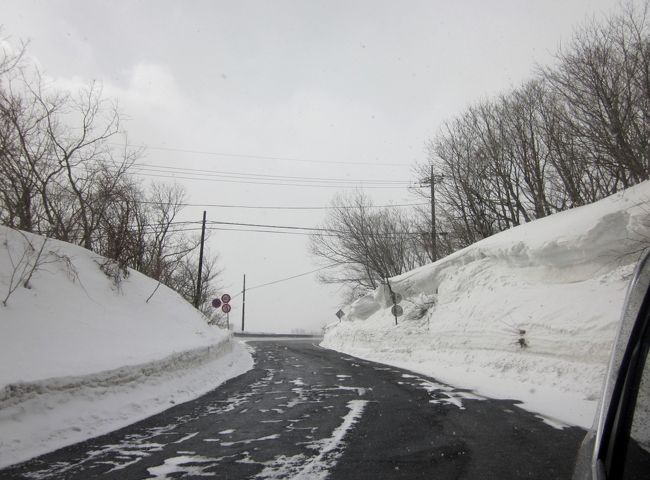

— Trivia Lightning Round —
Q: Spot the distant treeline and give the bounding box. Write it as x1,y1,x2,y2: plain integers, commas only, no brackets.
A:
417,2,650,250
0,39,219,314
313,3,650,299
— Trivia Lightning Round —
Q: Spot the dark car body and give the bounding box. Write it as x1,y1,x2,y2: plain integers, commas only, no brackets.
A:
572,252,650,479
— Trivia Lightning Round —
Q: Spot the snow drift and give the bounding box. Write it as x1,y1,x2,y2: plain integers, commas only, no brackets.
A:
0,225,252,468
322,182,650,429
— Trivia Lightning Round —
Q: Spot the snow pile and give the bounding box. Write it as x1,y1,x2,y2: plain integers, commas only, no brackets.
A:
0,226,253,468
322,182,650,429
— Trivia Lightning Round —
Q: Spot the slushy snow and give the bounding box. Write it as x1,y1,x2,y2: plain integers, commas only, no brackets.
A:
322,181,650,429
0,226,253,468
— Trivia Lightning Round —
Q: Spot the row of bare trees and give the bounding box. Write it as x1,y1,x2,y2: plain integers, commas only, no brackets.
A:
415,3,650,247
313,3,650,298
0,37,220,314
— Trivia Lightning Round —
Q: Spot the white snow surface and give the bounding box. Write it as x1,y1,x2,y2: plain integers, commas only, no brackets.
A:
0,225,253,468
322,181,650,429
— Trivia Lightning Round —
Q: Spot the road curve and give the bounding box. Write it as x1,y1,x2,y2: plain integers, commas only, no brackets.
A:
1,340,586,479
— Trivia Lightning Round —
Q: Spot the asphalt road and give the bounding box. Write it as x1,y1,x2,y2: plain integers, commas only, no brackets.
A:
1,340,586,479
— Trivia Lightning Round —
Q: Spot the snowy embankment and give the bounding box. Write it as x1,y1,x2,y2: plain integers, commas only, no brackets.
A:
322,182,650,429
0,226,253,469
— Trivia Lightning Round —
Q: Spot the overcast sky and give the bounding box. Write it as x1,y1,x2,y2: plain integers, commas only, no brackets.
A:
2,0,623,333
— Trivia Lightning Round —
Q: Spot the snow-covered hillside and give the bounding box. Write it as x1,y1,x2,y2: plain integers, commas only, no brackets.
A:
0,226,252,468
322,182,650,429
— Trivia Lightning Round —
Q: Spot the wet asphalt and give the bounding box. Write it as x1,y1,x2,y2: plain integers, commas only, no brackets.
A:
0,340,586,479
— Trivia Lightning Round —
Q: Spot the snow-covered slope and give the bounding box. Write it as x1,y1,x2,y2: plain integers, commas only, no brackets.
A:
0,226,253,468
322,182,650,429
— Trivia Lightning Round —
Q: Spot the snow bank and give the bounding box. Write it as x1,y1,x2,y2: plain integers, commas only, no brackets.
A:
322,182,650,429
0,226,253,468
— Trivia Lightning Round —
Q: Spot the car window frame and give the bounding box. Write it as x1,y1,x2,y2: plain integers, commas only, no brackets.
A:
599,278,650,478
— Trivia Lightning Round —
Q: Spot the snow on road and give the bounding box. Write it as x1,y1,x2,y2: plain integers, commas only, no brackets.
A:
255,399,369,480
0,225,253,468
322,181,650,429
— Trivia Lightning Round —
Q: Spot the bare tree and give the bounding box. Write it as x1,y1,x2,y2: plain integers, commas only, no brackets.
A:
139,183,189,278
411,2,650,260
311,192,429,297
0,35,221,312
543,2,650,191
165,248,223,316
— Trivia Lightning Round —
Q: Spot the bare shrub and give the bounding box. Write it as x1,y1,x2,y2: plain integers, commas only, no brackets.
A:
2,230,81,307
2,231,47,306
96,258,129,293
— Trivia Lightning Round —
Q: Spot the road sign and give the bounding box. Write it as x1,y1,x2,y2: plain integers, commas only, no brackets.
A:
221,293,231,304
222,303,232,313
335,309,345,319
391,304,404,317
212,298,222,308
393,293,403,304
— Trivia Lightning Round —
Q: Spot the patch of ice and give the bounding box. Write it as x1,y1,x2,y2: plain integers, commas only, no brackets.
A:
220,434,280,447
172,432,199,444
146,455,219,478
257,399,368,480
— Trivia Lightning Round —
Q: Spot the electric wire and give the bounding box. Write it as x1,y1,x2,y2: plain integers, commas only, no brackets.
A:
118,170,412,189
136,223,428,238
132,200,426,210
75,157,412,188
111,142,405,167
125,162,410,185
138,225,341,237
207,220,340,233
235,263,343,295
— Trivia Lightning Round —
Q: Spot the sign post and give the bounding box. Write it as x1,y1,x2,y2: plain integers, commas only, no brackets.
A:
222,303,231,329
221,295,232,330
212,294,232,330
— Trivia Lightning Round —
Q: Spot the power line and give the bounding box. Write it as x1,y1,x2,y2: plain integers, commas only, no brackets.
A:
207,220,340,233
124,171,411,189
56,155,414,189
138,225,341,237
244,263,342,293
126,162,410,184
208,219,429,236
113,142,405,167
138,223,429,238
209,226,338,237
133,200,426,210
65,159,420,209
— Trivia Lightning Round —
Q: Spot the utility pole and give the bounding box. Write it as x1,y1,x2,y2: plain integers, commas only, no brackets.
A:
430,165,437,262
194,210,207,308
241,274,246,332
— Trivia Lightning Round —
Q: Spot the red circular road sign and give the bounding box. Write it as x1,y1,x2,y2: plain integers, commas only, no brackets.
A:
211,298,222,309
222,303,232,313
221,293,231,304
